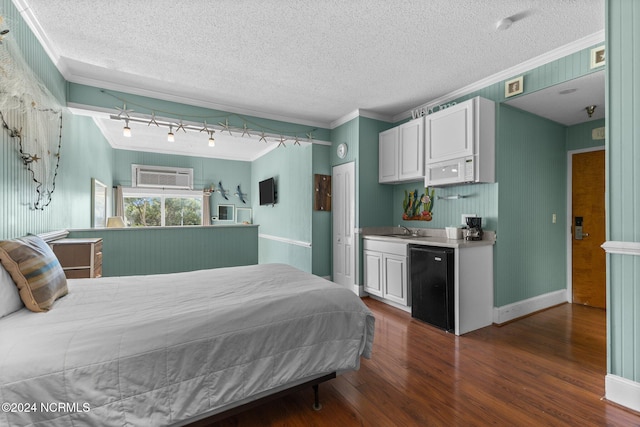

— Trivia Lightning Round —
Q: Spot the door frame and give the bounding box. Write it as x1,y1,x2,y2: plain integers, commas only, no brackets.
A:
566,146,605,303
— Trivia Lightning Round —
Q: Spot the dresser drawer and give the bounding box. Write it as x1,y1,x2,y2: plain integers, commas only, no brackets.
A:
50,238,103,279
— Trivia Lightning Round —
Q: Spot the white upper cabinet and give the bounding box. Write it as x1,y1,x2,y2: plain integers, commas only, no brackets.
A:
379,117,424,183
425,101,474,163
424,96,495,186
378,127,398,183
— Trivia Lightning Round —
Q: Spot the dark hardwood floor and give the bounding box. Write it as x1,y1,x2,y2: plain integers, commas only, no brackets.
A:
206,297,640,426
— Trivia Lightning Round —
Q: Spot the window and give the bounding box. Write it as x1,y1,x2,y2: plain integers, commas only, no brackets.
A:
122,188,203,227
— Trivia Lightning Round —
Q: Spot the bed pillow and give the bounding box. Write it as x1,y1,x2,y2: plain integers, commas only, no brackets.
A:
0,262,24,318
0,235,68,312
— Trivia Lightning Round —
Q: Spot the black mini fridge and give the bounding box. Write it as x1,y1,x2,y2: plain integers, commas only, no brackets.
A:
409,245,454,332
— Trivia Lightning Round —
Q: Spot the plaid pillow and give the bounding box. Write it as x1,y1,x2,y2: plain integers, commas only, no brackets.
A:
0,235,68,312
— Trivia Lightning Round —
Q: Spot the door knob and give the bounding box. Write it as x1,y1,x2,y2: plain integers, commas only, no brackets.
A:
583,232,590,237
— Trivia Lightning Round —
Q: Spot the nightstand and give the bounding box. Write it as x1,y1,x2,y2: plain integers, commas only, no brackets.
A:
50,238,103,278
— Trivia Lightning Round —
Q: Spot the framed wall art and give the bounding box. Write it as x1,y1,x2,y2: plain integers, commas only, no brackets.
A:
505,76,523,98
590,45,605,69
91,178,108,228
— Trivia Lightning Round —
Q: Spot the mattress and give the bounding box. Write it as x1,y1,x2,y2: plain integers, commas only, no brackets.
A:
0,263,374,426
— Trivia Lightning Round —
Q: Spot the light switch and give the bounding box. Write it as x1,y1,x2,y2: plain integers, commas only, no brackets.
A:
552,213,557,224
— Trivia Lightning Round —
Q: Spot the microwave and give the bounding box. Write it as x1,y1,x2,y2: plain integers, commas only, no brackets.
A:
425,156,476,186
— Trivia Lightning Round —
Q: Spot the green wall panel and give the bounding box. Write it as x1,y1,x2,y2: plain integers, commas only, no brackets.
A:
605,0,640,383
0,0,114,239
67,83,332,142
251,143,313,272
69,226,258,276
258,237,311,273
312,143,331,277
495,105,567,306
567,118,606,151
358,117,395,228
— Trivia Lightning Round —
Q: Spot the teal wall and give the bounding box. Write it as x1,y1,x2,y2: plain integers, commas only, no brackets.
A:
567,118,606,151
69,226,258,276
358,117,395,228
251,143,314,272
311,143,332,277
495,105,567,306
393,183,498,230
605,0,640,384
67,83,332,143
0,0,113,240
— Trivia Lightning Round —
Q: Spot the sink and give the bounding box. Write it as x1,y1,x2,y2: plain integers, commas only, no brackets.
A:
381,233,430,239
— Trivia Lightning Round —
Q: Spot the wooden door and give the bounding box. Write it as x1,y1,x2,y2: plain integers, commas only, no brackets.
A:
572,150,606,308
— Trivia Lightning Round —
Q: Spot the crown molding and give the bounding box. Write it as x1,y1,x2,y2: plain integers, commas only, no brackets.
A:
12,0,68,75
65,72,333,130
392,30,606,123
330,109,393,129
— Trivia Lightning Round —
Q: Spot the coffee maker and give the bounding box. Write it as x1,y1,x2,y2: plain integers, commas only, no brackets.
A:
465,217,483,241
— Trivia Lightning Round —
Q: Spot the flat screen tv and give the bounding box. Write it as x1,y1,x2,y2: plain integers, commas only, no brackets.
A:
259,177,277,206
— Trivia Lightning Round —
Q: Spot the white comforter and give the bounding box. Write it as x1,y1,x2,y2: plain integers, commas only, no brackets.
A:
0,264,374,426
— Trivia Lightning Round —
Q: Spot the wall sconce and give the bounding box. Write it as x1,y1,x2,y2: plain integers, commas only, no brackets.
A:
208,130,215,147
167,125,175,142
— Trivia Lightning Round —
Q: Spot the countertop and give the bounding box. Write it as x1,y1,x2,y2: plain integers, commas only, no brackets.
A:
362,227,496,249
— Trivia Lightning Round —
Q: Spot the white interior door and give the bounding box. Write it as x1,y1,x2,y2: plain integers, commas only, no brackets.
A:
332,161,356,290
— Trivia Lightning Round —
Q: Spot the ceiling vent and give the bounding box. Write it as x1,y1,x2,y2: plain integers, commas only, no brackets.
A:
132,164,193,189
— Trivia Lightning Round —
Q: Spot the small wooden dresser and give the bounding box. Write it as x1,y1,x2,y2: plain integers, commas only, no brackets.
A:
50,238,103,278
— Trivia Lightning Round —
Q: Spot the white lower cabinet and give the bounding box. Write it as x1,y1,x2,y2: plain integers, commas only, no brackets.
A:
363,250,383,297
363,239,408,307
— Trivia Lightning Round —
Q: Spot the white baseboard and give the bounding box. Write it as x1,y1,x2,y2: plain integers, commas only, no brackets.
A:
493,289,568,325
605,374,640,413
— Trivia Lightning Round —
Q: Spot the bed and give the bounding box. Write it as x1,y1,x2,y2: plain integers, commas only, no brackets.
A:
0,236,375,427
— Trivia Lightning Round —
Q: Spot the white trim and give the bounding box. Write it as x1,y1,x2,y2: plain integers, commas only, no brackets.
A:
330,109,393,129
605,374,640,413
394,30,606,123
493,290,568,325
14,1,604,131
601,241,640,256
11,0,66,73
67,73,333,129
566,147,605,305
259,233,311,248
37,229,69,243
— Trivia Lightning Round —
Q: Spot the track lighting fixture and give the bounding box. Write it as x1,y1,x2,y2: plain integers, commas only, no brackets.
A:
123,119,131,137
109,110,317,148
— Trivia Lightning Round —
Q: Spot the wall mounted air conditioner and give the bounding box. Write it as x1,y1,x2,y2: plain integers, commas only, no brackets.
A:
132,165,193,189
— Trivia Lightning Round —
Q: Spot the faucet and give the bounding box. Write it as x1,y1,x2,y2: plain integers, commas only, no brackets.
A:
399,225,415,236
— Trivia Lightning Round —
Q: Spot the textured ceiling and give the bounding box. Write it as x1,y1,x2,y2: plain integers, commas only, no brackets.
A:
15,0,605,159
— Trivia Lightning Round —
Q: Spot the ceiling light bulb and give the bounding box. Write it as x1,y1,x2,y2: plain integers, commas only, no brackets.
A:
496,17,513,31
208,135,215,147
123,119,132,137
167,125,175,142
